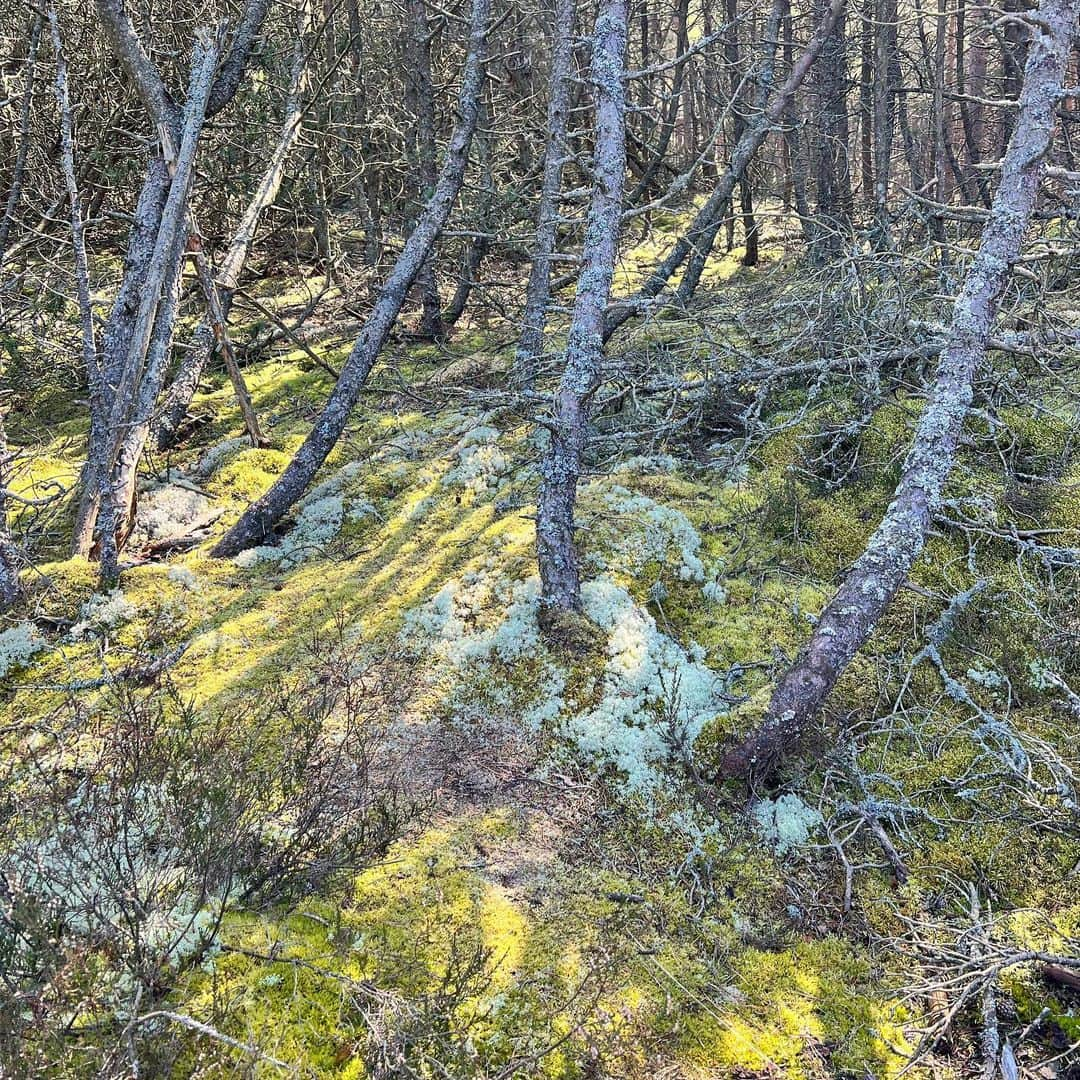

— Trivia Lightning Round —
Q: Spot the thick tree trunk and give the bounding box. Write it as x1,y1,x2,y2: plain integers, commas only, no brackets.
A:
156,24,309,451
535,0,629,618
603,0,843,339
513,0,576,389
719,0,1077,779
211,0,491,558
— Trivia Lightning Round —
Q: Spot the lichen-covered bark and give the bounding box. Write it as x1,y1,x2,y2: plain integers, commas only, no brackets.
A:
536,0,629,616
211,0,492,558
719,0,1078,779
156,24,309,450
513,0,576,389
603,0,843,339
74,0,274,556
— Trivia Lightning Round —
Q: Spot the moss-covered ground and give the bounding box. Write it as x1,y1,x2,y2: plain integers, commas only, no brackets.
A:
4,218,1080,1077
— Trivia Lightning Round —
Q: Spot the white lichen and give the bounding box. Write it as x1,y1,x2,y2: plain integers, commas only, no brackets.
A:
0,621,46,680
752,794,823,855
71,590,137,638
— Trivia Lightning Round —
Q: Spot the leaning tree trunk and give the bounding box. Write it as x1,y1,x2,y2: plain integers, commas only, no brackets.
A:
72,0,273,557
718,0,1077,779
211,0,491,558
156,18,309,451
603,0,843,340
535,0,629,620
96,36,221,585
513,0,576,389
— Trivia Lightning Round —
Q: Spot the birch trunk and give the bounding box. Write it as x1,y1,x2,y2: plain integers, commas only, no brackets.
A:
211,0,491,558
719,0,1078,779
536,0,629,618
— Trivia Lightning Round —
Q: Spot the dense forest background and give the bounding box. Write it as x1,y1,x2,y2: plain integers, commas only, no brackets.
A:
2,0,1080,1075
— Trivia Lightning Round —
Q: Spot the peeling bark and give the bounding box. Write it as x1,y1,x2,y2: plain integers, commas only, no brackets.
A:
719,0,1078,779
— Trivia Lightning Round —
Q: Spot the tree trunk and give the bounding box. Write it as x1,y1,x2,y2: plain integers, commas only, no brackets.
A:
809,0,852,261
536,0,629,618
74,0,273,555
513,0,576,389
0,12,43,263
156,20,310,451
719,0,1077,779
407,0,445,341
211,0,492,558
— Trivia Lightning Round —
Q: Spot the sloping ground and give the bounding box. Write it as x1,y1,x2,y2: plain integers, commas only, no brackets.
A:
4,248,1080,1077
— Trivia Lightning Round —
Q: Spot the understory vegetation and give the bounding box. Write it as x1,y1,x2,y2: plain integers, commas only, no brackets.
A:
3,0,1080,1073
4,212,1080,1076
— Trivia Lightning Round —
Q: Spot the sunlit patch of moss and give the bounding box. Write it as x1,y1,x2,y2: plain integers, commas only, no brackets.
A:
676,938,909,1079
206,447,291,503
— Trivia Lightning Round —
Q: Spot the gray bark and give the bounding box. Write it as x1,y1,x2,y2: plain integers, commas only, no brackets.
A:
0,12,43,263
211,0,492,558
536,0,629,617
156,22,308,451
97,36,221,582
73,0,273,555
603,0,843,339
407,0,445,341
513,0,576,389
719,0,1078,778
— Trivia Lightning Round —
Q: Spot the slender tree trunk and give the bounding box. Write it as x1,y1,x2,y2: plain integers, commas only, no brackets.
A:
956,0,992,204
809,0,852,261
603,0,842,339
513,0,576,389
782,2,814,240
156,21,309,450
719,0,1077,779
192,244,266,447
211,0,492,558
97,37,221,583
872,0,898,236
407,0,445,341
0,413,22,610
627,0,689,204
0,12,43,263
536,0,629,619
74,0,273,555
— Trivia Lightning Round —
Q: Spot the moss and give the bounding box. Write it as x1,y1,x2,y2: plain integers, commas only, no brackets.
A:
206,447,291,503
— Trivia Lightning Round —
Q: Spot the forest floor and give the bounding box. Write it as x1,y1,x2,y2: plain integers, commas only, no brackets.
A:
5,213,1080,1077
